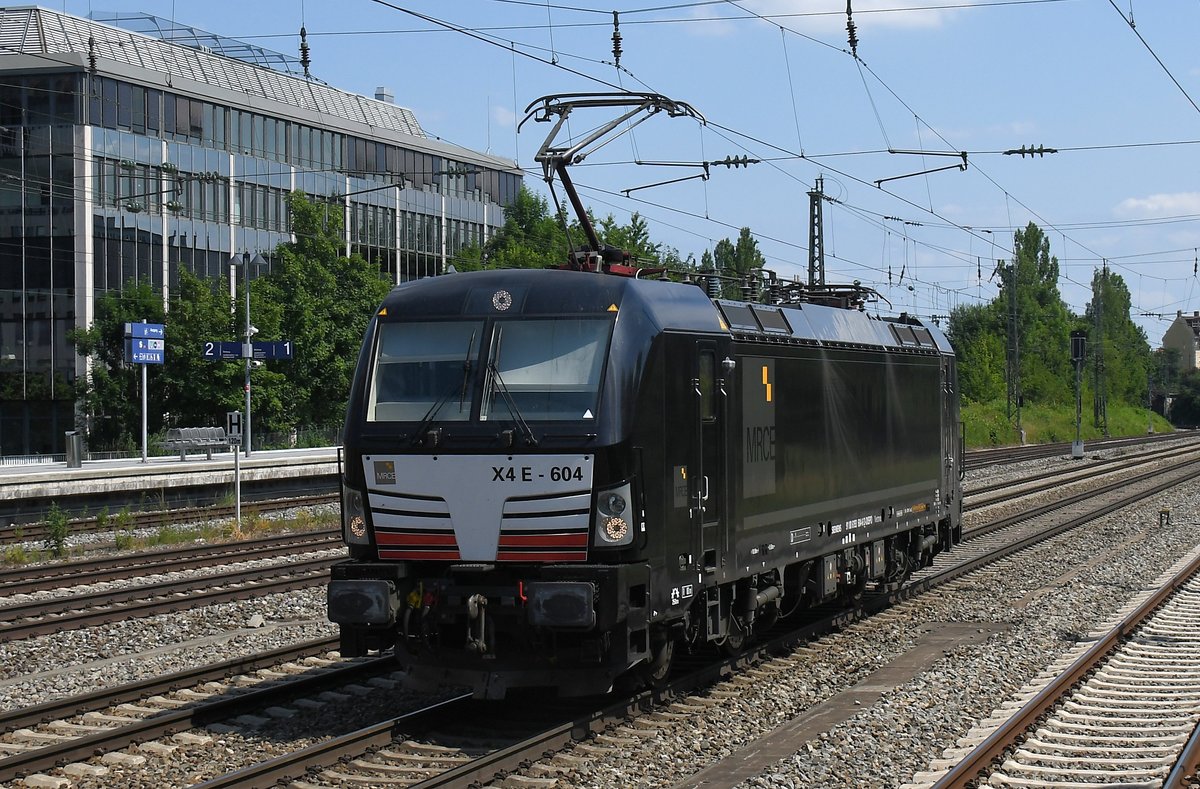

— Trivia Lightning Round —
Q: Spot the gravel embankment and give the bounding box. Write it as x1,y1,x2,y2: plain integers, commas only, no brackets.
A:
512,451,1200,788
4,446,1197,787
0,504,342,712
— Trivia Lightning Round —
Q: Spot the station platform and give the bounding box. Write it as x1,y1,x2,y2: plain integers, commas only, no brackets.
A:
1,447,340,526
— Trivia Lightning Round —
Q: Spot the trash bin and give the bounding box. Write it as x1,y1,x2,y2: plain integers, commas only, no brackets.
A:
64,431,82,468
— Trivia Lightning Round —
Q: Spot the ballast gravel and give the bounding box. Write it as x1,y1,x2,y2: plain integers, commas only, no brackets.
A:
0,585,337,713
512,443,1200,788
4,441,1200,788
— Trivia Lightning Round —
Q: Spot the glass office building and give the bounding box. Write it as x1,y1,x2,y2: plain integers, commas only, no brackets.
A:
0,7,522,456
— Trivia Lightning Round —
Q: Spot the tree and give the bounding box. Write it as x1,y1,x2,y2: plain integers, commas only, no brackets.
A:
947,222,1153,415
978,223,1074,407
946,302,1006,403
1083,267,1150,408
256,192,394,432
597,212,659,262
161,268,247,428
711,228,765,298
478,187,568,270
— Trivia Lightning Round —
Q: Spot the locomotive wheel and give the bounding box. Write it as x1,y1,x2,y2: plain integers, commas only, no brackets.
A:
884,549,913,590
843,575,868,607
719,619,748,655
756,601,780,631
640,635,676,688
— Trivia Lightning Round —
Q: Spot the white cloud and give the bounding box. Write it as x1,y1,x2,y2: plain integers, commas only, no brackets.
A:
493,105,516,129
1115,192,1200,219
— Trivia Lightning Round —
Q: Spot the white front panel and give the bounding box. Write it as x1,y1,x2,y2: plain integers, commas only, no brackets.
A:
364,454,594,560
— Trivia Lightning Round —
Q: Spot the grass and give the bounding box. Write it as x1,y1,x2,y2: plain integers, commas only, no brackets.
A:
963,398,1173,448
0,506,339,569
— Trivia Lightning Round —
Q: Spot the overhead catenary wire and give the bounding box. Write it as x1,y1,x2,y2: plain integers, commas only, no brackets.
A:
180,3,1200,323
0,2,1180,328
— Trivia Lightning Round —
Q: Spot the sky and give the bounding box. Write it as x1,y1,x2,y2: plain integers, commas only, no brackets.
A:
56,0,1200,346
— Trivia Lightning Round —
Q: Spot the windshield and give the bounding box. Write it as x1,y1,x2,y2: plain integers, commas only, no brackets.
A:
366,317,611,424
481,318,610,422
367,320,482,422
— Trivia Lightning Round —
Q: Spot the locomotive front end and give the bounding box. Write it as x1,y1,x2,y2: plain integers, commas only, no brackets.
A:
328,270,655,698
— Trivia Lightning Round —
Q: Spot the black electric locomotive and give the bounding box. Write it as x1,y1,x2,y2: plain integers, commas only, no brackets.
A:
328,266,963,698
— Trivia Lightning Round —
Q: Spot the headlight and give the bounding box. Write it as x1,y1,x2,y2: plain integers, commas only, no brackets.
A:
342,481,370,545
594,482,634,547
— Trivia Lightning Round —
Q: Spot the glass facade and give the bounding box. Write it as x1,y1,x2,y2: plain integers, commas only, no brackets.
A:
0,63,520,456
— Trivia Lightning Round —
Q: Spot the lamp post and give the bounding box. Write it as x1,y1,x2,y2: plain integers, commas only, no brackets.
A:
230,252,266,457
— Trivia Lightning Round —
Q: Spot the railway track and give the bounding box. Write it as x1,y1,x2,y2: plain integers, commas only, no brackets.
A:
171,451,1200,787
962,430,1190,470
965,436,1200,505
961,444,1200,545
0,528,339,596
0,553,339,641
5,445,1197,786
927,546,1200,789
0,493,338,545
0,643,397,785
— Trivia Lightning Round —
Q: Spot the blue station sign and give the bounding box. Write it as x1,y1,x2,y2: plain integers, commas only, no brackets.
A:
124,322,165,364
202,341,244,360
126,337,164,365
251,341,293,360
202,340,293,361
125,322,164,339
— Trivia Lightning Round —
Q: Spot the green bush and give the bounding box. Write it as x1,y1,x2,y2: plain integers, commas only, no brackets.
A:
43,503,69,558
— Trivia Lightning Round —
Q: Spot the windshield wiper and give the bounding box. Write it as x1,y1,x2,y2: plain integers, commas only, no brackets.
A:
487,362,538,447
411,330,476,447
481,326,537,447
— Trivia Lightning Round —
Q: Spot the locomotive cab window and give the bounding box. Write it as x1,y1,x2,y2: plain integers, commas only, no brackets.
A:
481,318,611,421
368,320,482,422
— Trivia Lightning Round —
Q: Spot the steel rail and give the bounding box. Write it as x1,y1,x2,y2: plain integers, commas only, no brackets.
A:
964,453,1200,541
0,651,395,784
190,694,476,789
0,637,339,734
963,430,1190,470
0,556,337,640
0,493,338,544
1165,719,1200,789
930,545,1200,789
965,439,1200,501
200,456,1200,789
0,529,339,596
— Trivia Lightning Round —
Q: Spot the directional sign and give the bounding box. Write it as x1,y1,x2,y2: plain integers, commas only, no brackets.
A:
125,322,164,339
125,337,164,365
251,340,293,360
202,341,243,361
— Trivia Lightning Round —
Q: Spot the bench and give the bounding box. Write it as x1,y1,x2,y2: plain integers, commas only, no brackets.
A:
162,427,231,460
